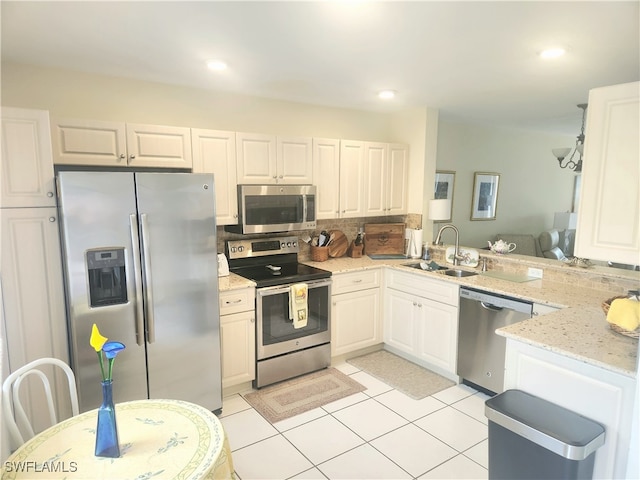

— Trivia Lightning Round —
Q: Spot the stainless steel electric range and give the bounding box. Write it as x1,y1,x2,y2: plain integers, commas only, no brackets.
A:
226,236,332,388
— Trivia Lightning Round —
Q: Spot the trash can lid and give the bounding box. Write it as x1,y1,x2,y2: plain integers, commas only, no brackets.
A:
485,389,605,461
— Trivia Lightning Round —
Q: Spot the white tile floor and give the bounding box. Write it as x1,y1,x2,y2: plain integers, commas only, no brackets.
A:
220,362,491,480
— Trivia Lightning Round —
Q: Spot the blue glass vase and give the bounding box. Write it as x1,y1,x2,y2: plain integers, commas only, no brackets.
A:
95,380,120,458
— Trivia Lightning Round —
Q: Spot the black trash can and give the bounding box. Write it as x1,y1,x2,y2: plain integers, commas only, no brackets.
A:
485,389,605,480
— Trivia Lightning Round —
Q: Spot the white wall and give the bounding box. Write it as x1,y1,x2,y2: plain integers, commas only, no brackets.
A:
433,117,577,248
1,62,429,216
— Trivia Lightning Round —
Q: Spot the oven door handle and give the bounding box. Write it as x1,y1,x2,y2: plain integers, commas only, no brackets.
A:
256,278,332,297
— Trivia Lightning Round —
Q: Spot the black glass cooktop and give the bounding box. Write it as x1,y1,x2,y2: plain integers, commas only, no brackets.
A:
231,262,331,288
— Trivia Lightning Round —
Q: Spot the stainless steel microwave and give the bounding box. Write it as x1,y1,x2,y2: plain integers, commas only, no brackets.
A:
225,185,317,234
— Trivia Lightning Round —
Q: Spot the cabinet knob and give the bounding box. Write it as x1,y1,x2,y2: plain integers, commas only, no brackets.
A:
278,175,283,179
130,155,136,160
120,154,126,160
47,191,54,198
49,216,56,223
250,317,255,323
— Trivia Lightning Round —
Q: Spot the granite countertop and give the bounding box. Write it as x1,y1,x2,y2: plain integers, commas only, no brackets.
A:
302,256,639,378
218,272,255,291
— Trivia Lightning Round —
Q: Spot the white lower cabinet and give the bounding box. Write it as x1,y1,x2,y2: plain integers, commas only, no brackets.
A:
1,207,70,431
505,339,635,480
331,269,382,356
384,269,459,378
219,288,255,388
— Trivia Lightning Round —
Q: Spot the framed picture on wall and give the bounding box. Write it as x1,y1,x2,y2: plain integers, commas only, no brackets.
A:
434,170,455,222
471,172,500,221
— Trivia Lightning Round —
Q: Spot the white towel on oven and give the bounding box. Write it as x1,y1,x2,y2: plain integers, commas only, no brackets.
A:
289,283,308,329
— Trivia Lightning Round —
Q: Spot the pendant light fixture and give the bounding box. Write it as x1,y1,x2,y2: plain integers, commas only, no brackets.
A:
552,103,587,173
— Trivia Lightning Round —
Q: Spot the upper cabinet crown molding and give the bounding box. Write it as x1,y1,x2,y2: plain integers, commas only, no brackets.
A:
574,81,639,265
51,118,192,169
1,107,56,208
236,132,312,185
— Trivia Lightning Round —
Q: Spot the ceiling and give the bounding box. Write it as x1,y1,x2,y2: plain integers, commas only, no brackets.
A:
2,1,639,134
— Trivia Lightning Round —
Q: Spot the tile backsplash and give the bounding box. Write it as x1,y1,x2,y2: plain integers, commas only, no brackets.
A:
217,214,422,260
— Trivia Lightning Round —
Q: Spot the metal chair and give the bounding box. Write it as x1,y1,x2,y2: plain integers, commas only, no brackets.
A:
2,357,79,448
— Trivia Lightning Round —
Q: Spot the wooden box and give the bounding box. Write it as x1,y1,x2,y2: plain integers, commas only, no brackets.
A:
364,223,405,255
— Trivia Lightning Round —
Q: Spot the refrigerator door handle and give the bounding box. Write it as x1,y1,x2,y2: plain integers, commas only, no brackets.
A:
129,214,145,346
140,213,156,344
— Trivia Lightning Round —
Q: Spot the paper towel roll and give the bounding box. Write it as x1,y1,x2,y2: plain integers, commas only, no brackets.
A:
406,228,423,258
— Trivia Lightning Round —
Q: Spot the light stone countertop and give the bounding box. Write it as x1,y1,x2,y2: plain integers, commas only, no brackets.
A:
218,272,255,291
302,256,639,378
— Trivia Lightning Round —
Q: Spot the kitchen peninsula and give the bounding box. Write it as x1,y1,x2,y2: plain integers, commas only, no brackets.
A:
300,245,638,479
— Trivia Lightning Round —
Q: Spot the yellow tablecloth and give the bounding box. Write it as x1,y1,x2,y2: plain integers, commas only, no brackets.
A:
2,399,234,480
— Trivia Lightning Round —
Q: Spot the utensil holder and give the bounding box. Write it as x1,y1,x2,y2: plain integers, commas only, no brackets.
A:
310,245,329,262
348,241,363,258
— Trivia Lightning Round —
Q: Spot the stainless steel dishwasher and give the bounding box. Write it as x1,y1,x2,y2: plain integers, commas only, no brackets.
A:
457,287,532,394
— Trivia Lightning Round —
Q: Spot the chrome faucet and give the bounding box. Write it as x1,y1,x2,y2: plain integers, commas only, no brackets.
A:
434,224,464,266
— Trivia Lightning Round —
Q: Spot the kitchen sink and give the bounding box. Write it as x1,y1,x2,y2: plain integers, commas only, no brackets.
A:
438,268,478,277
403,262,448,271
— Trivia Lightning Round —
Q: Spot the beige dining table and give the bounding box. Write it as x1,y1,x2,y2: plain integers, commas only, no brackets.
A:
1,398,235,480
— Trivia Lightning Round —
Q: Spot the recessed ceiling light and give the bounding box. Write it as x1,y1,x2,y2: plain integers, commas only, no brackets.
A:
378,90,396,100
206,60,228,71
539,48,566,59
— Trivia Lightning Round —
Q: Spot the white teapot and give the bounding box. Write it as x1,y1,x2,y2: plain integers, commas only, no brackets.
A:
488,239,516,254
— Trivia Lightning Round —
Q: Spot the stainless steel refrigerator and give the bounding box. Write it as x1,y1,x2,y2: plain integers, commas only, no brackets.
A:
57,171,221,413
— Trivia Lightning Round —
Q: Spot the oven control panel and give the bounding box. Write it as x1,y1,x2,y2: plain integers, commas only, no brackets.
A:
226,235,299,259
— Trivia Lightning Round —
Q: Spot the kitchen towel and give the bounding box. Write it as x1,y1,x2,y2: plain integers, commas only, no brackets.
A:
289,283,308,329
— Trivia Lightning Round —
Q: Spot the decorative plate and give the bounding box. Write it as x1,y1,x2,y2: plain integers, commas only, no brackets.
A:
445,246,479,267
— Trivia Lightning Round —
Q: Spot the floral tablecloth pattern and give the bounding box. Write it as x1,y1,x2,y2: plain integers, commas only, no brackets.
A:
2,399,234,480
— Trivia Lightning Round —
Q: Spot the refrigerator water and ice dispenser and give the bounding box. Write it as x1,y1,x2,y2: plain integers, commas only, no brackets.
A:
86,248,127,307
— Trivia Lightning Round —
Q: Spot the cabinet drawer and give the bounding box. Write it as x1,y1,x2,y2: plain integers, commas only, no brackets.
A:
386,269,459,306
332,268,381,295
219,288,255,315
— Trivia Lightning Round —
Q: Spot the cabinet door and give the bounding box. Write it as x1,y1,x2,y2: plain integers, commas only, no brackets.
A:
364,142,388,216
332,288,381,356
220,310,255,388
1,108,56,208
575,82,639,265
387,144,409,215
383,289,418,356
313,138,341,219
339,140,366,218
417,300,458,374
51,118,126,166
236,132,277,184
192,129,238,226
126,123,192,169
1,208,70,429
277,136,312,184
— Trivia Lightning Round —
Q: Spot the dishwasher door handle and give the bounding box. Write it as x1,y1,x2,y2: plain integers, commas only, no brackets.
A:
480,301,504,311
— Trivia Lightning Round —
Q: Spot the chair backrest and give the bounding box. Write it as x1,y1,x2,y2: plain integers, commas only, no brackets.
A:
2,357,79,449
539,229,567,260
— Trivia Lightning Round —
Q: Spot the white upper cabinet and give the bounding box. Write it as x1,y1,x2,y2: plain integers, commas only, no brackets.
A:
575,82,640,265
1,107,56,208
364,142,409,216
191,129,239,226
364,142,388,216
313,138,341,219
52,118,192,169
339,140,367,218
277,136,313,184
387,143,409,215
236,133,312,184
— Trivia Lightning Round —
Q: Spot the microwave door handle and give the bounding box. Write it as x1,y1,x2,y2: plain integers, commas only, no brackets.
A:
302,194,308,222
140,213,156,344
129,214,145,346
